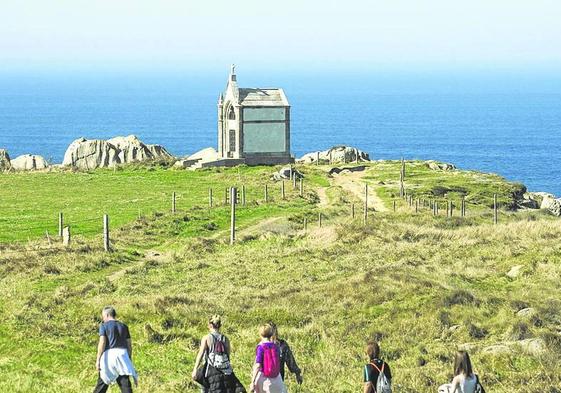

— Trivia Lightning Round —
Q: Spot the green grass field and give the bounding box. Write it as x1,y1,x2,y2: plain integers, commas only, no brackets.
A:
1,161,560,392
0,165,328,243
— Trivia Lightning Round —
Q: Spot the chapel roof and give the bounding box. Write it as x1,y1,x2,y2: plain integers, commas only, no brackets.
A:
237,88,289,107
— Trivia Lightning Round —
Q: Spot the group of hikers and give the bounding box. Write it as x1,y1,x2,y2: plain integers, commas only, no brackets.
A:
93,307,485,393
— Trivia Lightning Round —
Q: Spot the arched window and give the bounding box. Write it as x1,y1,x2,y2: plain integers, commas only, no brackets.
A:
228,107,236,120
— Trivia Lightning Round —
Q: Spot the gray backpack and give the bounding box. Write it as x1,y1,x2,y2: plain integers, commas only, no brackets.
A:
371,361,392,393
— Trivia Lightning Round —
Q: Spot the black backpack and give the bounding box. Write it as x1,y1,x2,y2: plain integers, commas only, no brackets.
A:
475,374,485,393
207,334,232,375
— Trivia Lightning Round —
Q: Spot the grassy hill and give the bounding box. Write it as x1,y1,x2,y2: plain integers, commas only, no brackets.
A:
1,161,560,392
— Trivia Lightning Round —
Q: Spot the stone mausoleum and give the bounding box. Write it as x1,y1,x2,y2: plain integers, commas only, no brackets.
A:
217,66,293,165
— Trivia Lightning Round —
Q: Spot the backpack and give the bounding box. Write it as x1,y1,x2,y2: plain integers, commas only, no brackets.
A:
370,361,392,393
207,334,232,375
475,374,485,393
261,343,280,378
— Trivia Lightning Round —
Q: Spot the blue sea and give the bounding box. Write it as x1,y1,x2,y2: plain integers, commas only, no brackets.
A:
1,71,560,195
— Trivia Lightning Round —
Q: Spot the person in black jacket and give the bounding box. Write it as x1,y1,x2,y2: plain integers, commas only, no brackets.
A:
269,322,303,385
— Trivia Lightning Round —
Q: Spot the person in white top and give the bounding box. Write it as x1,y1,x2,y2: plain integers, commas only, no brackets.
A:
438,351,479,393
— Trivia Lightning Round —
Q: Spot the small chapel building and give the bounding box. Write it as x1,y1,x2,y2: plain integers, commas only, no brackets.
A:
217,66,293,165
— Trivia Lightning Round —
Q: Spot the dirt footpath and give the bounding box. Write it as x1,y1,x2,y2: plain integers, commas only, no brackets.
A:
331,168,387,212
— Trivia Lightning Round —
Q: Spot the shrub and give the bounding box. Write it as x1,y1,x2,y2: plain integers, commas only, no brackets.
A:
467,323,487,339
443,290,479,307
43,264,61,275
508,322,533,340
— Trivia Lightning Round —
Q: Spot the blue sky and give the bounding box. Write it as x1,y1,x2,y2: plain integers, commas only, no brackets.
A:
1,0,560,73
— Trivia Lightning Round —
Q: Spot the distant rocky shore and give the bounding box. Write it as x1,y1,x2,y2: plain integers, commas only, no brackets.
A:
1,136,560,216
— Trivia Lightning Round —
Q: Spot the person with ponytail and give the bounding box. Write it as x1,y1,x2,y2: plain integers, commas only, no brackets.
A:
192,315,246,393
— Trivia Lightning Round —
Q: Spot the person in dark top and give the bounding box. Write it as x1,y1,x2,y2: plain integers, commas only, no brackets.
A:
363,341,392,393
270,322,303,385
93,306,136,393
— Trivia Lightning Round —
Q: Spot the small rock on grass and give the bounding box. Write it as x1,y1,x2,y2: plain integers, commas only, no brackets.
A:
506,265,524,279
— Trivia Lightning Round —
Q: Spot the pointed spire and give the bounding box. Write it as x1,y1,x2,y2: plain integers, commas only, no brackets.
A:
229,64,237,82
218,93,223,105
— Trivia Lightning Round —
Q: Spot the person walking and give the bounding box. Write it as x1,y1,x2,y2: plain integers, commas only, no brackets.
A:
192,315,245,393
250,323,287,393
363,341,392,393
93,306,138,393
438,351,484,393
269,322,302,385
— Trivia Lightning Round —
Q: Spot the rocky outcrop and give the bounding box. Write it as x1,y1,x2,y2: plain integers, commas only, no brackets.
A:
297,146,370,164
0,149,11,171
173,158,199,169
425,160,456,171
188,147,218,162
272,166,304,181
63,135,174,170
108,135,173,163
10,154,49,171
108,135,153,163
63,138,121,169
146,144,174,161
540,194,561,216
174,148,219,170
528,192,554,205
517,193,540,209
329,165,367,176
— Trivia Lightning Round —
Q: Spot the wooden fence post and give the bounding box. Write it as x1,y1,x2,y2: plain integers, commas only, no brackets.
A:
319,212,323,228
264,184,269,203
229,187,237,244
364,184,368,225
209,188,213,208
351,203,355,219
450,201,454,217
415,199,419,213
63,226,71,247
493,194,498,225
303,217,308,232
241,185,246,207
461,196,466,217
172,192,176,213
399,175,404,198
393,200,396,212
299,178,304,197
293,174,297,189
58,212,63,237
103,214,110,252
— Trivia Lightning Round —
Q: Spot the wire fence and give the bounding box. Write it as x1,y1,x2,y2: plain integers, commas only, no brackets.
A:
0,177,311,256
0,163,511,258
